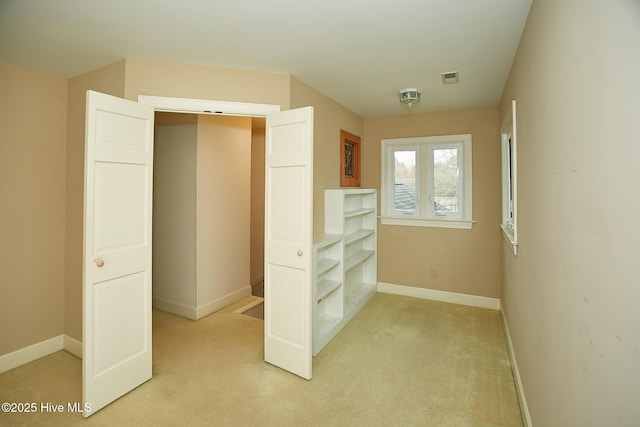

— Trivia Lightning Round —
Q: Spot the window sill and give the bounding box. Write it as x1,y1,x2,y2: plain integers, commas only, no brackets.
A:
500,224,518,255
380,217,473,230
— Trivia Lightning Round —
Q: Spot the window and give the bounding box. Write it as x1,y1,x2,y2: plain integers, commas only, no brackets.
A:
501,100,518,255
381,134,473,229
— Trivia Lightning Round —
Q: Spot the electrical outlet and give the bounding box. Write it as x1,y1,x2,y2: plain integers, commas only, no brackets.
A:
430,267,439,279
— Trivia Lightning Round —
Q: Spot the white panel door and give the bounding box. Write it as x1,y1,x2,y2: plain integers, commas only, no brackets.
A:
264,107,313,379
83,90,154,416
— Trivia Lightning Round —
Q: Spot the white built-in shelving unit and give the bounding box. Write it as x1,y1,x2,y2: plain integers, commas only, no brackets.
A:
312,188,377,355
312,233,343,354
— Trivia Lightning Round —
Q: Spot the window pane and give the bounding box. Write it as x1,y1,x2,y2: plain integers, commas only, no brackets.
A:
433,148,459,213
393,150,416,211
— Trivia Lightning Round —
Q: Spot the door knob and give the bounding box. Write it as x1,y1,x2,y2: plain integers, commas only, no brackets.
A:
297,250,303,256
94,258,105,268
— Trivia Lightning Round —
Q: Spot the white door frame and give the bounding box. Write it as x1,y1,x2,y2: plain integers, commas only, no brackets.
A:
138,95,280,117
137,93,280,317
137,93,281,318
142,96,316,379
142,96,317,379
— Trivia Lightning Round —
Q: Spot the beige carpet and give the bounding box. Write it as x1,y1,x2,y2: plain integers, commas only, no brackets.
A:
0,293,523,426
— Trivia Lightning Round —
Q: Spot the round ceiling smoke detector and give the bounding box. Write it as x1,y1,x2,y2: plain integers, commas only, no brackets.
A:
399,88,422,107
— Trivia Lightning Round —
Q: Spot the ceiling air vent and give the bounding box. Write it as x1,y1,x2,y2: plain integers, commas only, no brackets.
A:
441,71,459,84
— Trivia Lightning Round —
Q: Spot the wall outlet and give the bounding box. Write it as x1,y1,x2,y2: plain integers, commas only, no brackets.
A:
430,267,439,279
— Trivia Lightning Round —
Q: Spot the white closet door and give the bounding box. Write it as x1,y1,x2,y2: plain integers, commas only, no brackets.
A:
83,90,154,416
264,107,314,379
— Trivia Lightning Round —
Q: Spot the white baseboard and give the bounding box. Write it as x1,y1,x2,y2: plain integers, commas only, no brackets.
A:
0,334,85,373
377,282,501,311
232,296,264,314
501,308,532,427
196,286,251,319
154,287,253,320
0,335,63,374
153,296,198,320
64,335,82,359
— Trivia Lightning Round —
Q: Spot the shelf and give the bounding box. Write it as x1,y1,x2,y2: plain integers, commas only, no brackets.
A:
344,282,377,314
314,233,343,248
345,207,375,218
317,312,342,337
344,229,375,246
344,249,375,272
316,258,340,275
317,279,342,302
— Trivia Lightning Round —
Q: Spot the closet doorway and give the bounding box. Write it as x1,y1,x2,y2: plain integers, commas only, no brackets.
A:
152,112,265,320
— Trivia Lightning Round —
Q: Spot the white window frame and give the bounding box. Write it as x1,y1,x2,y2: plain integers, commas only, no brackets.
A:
501,100,518,255
381,134,473,229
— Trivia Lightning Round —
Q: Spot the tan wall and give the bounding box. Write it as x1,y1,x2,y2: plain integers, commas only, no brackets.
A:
250,119,266,286
0,63,68,355
65,60,126,341
289,77,364,234
363,108,501,298
196,115,252,305
123,58,291,108
500,1,640,425
153,113,198,307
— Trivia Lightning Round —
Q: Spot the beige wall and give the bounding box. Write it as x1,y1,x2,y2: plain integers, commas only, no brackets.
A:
123,58,291,108
153,113,198,308
363,108,502,298
196,115,252,306
289,77,364,234
250,119,266,286
65,60,126,341
500,0,640,425
0,63,68,355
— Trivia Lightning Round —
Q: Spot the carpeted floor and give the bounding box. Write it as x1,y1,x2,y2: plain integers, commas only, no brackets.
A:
0,293,523,426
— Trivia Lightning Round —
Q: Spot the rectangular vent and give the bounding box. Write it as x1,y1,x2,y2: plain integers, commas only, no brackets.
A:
441,71,459,84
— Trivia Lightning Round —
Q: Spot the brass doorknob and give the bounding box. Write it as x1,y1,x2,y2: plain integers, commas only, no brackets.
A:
297,250,303,256
95,259,105,268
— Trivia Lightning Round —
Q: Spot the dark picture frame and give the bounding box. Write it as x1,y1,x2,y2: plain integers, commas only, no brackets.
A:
340,129,361,187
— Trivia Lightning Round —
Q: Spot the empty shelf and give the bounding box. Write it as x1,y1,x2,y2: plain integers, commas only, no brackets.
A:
317,279,342,302
344,282,377,314
317,312,342,337
344,250,375,271
344,229,375,246
316,258,340,275
344,207,375,218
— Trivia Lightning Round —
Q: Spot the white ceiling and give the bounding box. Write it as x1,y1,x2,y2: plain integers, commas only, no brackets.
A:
0,0,532,117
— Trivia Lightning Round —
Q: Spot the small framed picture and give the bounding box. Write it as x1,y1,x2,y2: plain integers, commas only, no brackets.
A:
340,129,361,187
